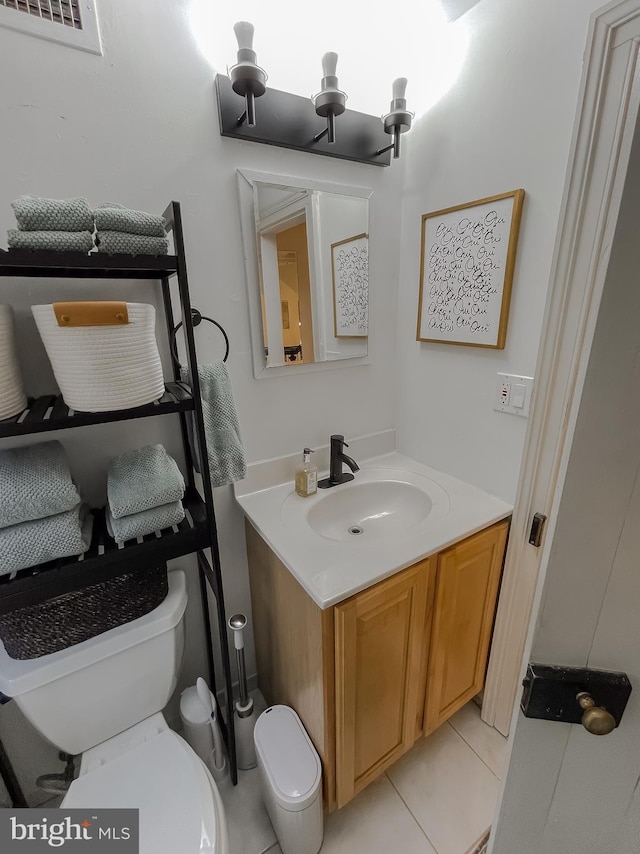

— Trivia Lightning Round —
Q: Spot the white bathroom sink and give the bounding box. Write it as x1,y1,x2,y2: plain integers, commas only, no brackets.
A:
281,467,451,543
307,480,432,541
236,451,513,608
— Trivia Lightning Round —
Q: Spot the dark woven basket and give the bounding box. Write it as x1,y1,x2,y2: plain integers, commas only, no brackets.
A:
0,565,168,660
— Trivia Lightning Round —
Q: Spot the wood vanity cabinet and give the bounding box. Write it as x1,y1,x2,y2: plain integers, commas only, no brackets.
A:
246,517,509,812
334,557,436,807
423,521,509,735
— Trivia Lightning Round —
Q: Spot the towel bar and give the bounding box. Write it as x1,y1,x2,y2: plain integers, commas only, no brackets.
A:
170,308,229,366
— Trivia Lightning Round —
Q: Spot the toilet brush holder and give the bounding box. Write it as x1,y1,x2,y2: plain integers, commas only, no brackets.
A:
196,677,228,781
234,697,257,771
207,748,228,783
229,613,257,770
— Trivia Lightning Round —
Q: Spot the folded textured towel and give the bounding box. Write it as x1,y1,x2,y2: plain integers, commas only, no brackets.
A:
107,444,185,519
106,500,185,543
95,204,166,237
96,231,168,256
0,504,93,576
11,196,93,232
0,441,81,529
8,229,94,253
180,363,246,488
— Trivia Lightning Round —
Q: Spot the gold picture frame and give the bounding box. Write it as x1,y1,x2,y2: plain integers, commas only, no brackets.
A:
416,189,525,349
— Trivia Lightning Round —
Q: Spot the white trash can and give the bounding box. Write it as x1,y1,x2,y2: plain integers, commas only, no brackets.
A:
254,705,323,854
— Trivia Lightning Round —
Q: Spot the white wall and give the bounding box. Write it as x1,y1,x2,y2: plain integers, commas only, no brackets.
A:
395,0,605,502
0,0,402,800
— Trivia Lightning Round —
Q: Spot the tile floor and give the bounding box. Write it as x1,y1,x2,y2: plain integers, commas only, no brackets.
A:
218,701,509,854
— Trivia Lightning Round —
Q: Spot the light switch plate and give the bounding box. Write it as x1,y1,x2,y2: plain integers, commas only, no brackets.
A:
494,373,534,416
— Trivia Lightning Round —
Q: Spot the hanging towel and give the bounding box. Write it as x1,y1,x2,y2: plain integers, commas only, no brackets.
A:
0,441,81,529
180,363,246,488
8,229,94,253
95,231,168,256
105,500,185,543
11,196,93,232
94,204,166,237
107,444,185,519
0,504,93,576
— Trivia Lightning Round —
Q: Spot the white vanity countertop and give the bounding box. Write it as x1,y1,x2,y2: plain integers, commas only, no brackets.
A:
235,451,513,610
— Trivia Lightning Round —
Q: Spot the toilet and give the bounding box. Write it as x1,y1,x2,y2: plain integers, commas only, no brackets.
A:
0,569,229,854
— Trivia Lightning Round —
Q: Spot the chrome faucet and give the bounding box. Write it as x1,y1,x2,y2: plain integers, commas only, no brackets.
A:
318,434,360,488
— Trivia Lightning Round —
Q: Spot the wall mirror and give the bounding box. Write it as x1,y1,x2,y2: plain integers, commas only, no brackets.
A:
237,169,372,378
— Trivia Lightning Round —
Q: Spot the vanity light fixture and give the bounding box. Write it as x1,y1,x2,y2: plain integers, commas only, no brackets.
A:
215,22,412,166
312,52,347,145
229,21,267,127
377,78,414,159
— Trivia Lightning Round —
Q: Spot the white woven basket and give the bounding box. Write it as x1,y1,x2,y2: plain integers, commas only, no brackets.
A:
31,302,165,412
0,305,27,420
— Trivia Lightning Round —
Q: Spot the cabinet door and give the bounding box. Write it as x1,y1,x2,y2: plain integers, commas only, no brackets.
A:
334,559,433,808
424,521,509,734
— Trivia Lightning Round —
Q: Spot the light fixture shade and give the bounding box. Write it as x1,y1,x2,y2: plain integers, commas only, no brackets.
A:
382,77,413,134
229,21,267,127
392,77,408,102
313,51,347,118
378,77,414,159
229,20,267,99
233,21,254,53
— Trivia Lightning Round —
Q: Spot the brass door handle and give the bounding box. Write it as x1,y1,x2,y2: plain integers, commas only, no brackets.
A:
576,691,616,735
521,664,631,728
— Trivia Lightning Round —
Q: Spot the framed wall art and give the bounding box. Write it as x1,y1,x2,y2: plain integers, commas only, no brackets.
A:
331,232,369,338
281,300,290,329
416,189,525,348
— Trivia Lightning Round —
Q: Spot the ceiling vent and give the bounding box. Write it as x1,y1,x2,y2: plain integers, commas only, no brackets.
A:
1,0,82,30
0,0,101,54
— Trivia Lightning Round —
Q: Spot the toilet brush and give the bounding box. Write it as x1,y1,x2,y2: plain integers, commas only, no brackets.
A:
228,613,257,769
196,677,227,781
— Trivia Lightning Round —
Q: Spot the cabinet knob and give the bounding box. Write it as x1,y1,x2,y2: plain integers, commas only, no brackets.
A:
576,691,616,735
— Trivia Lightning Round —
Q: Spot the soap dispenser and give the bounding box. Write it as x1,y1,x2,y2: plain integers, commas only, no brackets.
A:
295,448,317,497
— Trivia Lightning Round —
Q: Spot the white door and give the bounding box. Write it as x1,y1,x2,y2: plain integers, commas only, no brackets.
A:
490,86,640,854
482,0,640,736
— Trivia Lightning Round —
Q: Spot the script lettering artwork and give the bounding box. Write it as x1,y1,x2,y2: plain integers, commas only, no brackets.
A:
426,208,504,338
333,235,368,337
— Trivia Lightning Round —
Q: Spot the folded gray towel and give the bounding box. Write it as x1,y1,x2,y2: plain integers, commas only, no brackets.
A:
95,204,166,237
96,231,168,256
107,444,185,519
106,500,185,543
180,363,246,488
11,196,93,232
0,441,81,529
8,229,94,253
0,504,93,576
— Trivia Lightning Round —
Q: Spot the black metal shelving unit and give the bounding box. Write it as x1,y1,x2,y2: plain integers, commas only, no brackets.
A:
0,202,237,805
0,382,194,438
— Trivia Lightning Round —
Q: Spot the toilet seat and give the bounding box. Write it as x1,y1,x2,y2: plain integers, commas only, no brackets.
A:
63,729,228,854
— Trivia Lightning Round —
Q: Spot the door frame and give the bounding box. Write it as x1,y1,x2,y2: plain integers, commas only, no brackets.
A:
483,0,640,734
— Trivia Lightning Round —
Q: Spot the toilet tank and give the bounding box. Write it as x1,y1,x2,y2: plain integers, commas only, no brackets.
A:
0,569,188,755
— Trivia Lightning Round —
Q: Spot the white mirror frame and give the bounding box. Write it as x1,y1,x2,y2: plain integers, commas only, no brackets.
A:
237,169,373,379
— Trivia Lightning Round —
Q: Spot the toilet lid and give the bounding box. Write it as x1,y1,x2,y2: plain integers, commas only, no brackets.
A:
63,730,226,854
